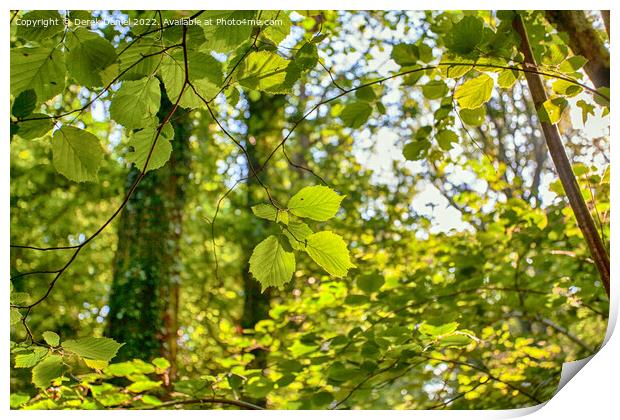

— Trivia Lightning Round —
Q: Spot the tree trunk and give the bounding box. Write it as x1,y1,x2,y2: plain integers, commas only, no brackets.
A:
601,11,610,39
240,93,285,393
545,11,610,89
513,14,610,297
107,85,191,373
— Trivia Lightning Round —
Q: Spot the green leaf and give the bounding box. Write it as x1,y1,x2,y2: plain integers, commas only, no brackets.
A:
440,57,473,79
403,140,431,161
32,355,63,389
340,102,373,128
10,47,66,102
10,308,22,325
559,55,588,73
391,43,419,66
66,28,117,87
110,77,161,130
576,100,595,124
455,74,494,109
282,220,313,250
422,80,449,100
105,359,154,377
152,357,171,371
227,373,245,394
118,38,161,81
83,359,109,370
261,11,293,45
594,87,610,108
436,129,459,151
252,203,289,224
127,380,162,393
188,51,224,85
357,273,385,294
288,185,344,221
305,231,355,277
419,322,459,337
459,106,486,126
202,11,256,53
10,290,30,305
14,347,48,368
236,51,292,94
13,114,54,140
16,11,64,41
249,235,296,291
159,50,220,108
126,120,175,172
355,86,377,102
446,16,484,55
293,43,319,71
62,337,123,361
42,331,60,347
52,126,105,183
538,97,568,124
497,69,518,89
10,393,31,409
552,79,582,97
141,395,163,406
12,89,37,118
438,333,474,348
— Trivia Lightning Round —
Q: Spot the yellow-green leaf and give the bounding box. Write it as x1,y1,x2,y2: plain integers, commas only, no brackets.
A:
42,331,60,347
62,337,123,362
305,231,355,277
455,74,494,109
52,126,105,183
249,235,296,291
288,186,344,221
32,355,63,389
252,203,289,225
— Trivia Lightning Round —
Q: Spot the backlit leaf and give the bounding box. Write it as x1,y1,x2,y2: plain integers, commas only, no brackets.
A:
455,74,494,109
249,235,296,291
305,231,355,277
252,203,289,225
62,337,123,362
32,355,63,389
10,47,65,102
42,331,60,347
126,120,175,172
110,77,161,130
52,126,105,183
288,186,344,221
340,102,373,128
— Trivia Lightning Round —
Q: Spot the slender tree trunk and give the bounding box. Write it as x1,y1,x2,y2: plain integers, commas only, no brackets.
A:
107,85,191,373
513,14,610,297
601,11,610,39
545,11,610,89
239,93,285,405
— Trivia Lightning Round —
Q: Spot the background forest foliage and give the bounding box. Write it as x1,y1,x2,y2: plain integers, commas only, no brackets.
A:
9,10,610,410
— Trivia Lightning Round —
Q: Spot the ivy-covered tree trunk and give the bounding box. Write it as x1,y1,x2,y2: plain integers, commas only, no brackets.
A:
240,93,286,373
107,87,191,370
545,11,610,89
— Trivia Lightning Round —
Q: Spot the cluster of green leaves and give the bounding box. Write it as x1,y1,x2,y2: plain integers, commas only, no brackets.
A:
390,11,608,163
250,185,355,291
10,10,319,181
12,334,123,390
11,356,175,409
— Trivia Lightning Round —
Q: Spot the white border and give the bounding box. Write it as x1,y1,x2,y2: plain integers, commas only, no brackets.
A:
3,1,617,418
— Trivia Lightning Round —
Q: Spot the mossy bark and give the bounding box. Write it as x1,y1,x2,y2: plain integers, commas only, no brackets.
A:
545,11,610,89
240,93,286,374
107,86,190,372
